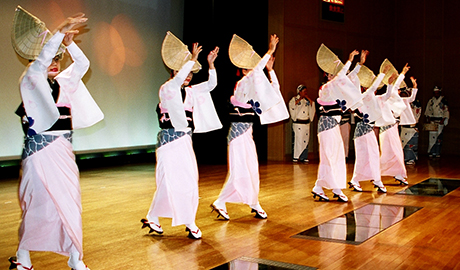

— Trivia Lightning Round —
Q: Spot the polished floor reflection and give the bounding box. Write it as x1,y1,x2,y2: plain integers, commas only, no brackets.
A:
397,178,460,197
211,257,317,270
292,204,422,245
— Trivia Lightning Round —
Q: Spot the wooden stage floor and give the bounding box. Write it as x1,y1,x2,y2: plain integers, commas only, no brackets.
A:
1,156,460,269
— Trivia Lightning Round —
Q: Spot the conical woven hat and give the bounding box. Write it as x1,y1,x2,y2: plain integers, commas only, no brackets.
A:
11,6,65,60
161,31,201,73
379,59,407,88
228,34,261,69
316,44,344,76
357,65,376,88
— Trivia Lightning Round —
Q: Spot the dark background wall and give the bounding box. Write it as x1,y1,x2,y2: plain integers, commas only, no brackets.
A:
183,1,269,164
187,0,459,163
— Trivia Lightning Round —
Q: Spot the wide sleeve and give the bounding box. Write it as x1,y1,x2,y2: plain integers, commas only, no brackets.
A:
56,42,104,129
407,88,418,103
318,60,363,110
347,63,362,89
362,73,385,98
160,61,195,131
192,68,222,133
259,69,289,125
19,32,66,134
56,42,90,94
234,54,278,112
189,69,217,93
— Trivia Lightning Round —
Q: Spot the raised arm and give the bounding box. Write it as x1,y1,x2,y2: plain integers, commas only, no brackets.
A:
406,76,418,103
267,34,279,56
207,46,219,70
190,47,219,93
171,43,202,86
392,63,410,90
265,55,279,89
253,34,279,72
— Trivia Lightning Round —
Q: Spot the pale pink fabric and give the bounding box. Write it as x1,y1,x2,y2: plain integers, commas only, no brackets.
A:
147,134,199,226
354,204,380,242
380,124,407,178
316,126,346,189
352,131,381,183
216,127,259,206
19,136,82,258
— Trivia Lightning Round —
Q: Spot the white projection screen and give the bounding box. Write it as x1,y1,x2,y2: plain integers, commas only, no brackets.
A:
0,0,184,161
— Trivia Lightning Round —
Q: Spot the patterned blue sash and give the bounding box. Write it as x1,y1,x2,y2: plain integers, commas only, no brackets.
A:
157,128,192,148
228,122,252,143
22,132,72,159
354,121,374,139
318,116,339,133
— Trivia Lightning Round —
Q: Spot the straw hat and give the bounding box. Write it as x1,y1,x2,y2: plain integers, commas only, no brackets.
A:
11,6,65,60
228,34,261,69
379,59,407,88
316,44,344,76
161,31,201,73
357,65,376,89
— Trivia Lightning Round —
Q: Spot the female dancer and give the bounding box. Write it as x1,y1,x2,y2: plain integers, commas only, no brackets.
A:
10,8,103,270
141,32,221,239
211,34,288,220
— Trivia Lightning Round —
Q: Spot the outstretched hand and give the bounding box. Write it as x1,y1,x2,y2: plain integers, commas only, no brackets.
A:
401,63,410,75
207,47,219,69
359,50,369,65
191,43,203,62
268,34,279,55
410,76,417,88
348,50,359,62
63,31,79,46
57,13,87,34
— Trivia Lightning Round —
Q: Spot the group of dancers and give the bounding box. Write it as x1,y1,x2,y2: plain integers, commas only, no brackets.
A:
312,47,417,203
8,5,421,270
141,32,289,239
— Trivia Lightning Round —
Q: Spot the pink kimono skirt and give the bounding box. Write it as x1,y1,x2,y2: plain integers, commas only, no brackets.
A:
147,132,199,226
19,132,83,258
351,123,381,183
379,124,407,178
316,117,346,190
216,124,260,206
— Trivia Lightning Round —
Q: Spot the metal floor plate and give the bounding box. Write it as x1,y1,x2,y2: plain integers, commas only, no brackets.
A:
292,203,422,245
211,256,316,270
397,178,460,197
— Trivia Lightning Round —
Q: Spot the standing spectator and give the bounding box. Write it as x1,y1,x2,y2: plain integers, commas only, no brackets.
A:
289,84,315,163
425,86,449,158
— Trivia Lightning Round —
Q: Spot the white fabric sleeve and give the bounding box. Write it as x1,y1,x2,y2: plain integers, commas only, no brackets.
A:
20,32,66,134
192,68,222,133
160,61,196,131
188,69,217,93
57,41,104,129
